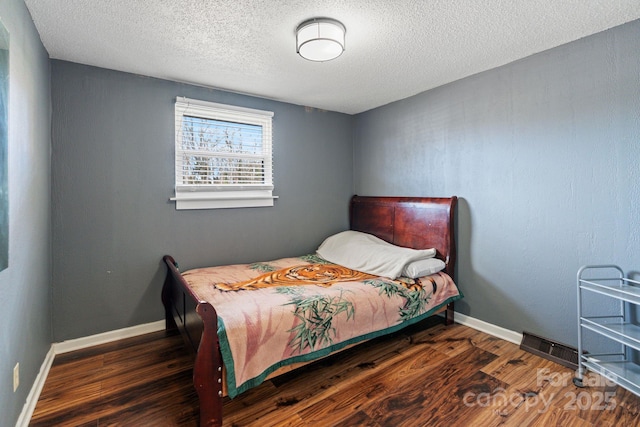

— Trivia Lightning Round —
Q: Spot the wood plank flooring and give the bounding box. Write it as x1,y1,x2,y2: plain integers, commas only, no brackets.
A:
30,318,640,426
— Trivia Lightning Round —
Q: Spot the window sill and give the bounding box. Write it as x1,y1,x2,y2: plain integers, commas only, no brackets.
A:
170,191,277,210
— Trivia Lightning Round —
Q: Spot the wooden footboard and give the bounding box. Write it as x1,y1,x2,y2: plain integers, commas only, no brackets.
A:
162,195,459,426
162,255,223,427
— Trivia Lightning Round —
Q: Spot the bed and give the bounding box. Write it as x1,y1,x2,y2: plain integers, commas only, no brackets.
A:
162,195,461,426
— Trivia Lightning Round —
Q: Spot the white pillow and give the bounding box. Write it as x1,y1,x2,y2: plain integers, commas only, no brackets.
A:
317,230,436,279
402,257,446,278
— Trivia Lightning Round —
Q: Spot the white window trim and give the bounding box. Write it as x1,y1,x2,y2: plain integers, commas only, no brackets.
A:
171,97,276,210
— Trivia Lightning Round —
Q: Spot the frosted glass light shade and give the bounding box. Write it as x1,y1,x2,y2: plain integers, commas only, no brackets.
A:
296,18,345,62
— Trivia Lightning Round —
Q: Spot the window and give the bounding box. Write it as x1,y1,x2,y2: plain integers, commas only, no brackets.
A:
172,97,275,209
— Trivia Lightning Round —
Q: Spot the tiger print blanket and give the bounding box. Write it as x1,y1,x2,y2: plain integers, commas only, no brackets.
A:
214,263,377,291
181,254,463,398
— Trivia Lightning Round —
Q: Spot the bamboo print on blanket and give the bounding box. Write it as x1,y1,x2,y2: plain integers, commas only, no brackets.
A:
279,287,355,353
181,255,463,397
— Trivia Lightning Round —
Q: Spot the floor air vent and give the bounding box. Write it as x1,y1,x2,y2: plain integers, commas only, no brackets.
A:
520,331,579,370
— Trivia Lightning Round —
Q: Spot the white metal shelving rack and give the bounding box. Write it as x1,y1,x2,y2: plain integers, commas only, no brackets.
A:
574,265,640,397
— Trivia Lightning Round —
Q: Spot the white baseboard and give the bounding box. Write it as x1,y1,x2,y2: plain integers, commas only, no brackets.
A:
453,312,523,344
16,320,165,427
52,320,165,354
15,346,55,427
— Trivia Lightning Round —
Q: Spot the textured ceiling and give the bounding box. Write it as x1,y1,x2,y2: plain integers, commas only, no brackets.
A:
25,0,640,114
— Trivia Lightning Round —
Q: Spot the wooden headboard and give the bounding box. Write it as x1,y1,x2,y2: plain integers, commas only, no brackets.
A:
349,195,458,279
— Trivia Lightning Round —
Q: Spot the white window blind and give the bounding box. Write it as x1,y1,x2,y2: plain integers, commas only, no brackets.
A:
172,97,275,209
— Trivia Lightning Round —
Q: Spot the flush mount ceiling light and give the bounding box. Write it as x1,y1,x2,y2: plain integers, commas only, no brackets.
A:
296,18,345,62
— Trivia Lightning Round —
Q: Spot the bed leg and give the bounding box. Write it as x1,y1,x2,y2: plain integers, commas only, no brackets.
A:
195,303,224,427
197,383,223,427
444,302,455,326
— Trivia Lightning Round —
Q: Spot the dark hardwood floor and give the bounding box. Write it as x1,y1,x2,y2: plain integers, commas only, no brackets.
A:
30,319,640,426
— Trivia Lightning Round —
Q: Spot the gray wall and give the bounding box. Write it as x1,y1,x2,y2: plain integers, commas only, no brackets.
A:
353,20,640,346
0,0,51,425
8,13,638,426
51,61,354,341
